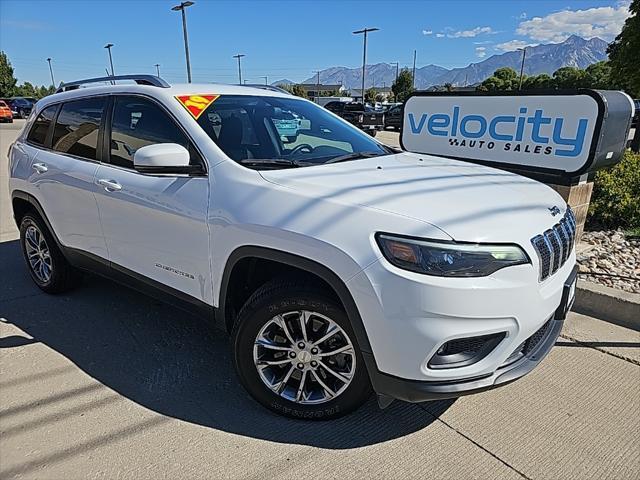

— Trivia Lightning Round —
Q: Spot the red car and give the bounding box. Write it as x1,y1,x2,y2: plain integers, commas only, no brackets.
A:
0,100,13,123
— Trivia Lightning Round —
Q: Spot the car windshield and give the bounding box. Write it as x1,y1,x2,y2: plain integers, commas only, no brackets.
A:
196,95,390,168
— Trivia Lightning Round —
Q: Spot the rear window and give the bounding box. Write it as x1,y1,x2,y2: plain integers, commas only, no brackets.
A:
26,105,58,147
52,97,106,161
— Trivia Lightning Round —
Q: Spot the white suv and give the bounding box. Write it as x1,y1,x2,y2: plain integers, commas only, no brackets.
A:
8,75,577,419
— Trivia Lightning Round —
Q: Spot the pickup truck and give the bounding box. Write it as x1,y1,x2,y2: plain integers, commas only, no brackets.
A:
324,101,384,136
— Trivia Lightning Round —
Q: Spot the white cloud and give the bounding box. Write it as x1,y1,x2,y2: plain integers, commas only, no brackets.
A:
435,33,445,38
518,12,527,19
516,5,630,42
495,40,538,52
473,40,493,45
475,47,487,58
448,26,496,38
422,29,433,35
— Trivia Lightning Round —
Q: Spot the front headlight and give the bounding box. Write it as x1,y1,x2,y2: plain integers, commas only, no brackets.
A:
376,233,530,277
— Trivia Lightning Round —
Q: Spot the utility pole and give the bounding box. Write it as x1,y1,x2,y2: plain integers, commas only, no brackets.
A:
412,49,417,89
46,58,55,87
104,43,115,76
154,64,161,77
233,54,245,85
313,70,321,101
172,1,195,83
353,27,379,104
391,61,399,82
518,47,527,90
261,75,268,85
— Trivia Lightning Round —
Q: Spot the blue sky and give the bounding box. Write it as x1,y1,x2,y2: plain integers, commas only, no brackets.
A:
0,0,630,86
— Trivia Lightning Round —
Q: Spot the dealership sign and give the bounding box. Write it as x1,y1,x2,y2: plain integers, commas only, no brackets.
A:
401,90,634,182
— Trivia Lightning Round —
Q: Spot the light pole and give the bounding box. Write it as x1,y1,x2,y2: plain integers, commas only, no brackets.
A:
412,49,417,89
261,75,268,85
46,58,55,87
172,1,194,83
104,43,115,77
154,64,161,76
391,61,399,82
233,54,245,85
313,70,321,101
353,27,379,104
518,47,527,90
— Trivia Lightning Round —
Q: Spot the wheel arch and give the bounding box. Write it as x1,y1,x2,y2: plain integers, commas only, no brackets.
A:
218,246,373,356
11,190,62,247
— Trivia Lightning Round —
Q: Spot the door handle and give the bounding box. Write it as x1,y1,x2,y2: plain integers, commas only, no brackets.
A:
32,163,48,174
97,179,122,192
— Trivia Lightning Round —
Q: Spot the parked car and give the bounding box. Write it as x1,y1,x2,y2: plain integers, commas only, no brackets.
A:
9,75,576,419
0,100,13,123
633,99,639,124
384,104,403,131
1,97,33,119
324,101,384,136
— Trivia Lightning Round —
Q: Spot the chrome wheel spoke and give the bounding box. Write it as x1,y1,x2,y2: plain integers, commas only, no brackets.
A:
255,339,292,351
258,357,292,366
317,344,354,357
274,365,296,393
274,315,296,345
295,370,308,402
319,361,352,384
310,370,335,399
312,325,339,346
299,311,309,342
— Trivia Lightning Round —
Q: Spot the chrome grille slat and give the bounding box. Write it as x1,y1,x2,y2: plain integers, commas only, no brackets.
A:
531,208,576,282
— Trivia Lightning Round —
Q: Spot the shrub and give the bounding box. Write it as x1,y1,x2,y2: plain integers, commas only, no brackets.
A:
588,150,640,230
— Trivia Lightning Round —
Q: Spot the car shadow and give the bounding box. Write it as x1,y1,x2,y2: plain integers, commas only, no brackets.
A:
1,240,453,449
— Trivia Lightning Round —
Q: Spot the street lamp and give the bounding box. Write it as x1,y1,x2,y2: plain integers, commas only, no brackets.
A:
518,47,527,90
391,61,399,82
46,58,55,87
233,54,245,85
172,1,194,83
353,27,379,103
261,75,268,85
313,70,321,101
154,64,161,76
104,43,115,77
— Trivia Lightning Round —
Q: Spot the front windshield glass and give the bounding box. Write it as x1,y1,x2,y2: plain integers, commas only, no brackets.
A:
196,95,389,168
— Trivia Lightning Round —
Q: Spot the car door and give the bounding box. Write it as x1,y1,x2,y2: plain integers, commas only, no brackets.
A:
93,95,211,303
25,98,108,258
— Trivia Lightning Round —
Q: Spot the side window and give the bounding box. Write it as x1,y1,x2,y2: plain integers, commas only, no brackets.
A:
52,97,106,161
26,105,58,147
109,96,196,169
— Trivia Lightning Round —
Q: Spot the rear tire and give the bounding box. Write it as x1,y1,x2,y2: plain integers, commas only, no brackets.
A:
232,278,372,420
19,213,78,294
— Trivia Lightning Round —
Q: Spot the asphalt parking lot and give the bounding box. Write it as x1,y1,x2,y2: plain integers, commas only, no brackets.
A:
1,121,639,479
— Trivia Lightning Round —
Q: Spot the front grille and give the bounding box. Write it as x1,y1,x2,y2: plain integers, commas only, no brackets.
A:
501,319,554,367
531,208,576,281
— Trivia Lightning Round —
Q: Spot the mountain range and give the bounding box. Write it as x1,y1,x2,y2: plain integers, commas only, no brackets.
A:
283,35,608,90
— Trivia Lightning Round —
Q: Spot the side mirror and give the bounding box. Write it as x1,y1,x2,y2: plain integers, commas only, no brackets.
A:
133,143,201,174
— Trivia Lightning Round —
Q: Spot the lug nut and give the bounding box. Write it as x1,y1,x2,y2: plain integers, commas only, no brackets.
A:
311,347,318,354
310,360,318,368
289,351,296,358
298,342,305,349
297,363,304,369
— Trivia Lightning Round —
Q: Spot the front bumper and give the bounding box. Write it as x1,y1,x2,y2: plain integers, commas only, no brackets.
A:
361,265,576,403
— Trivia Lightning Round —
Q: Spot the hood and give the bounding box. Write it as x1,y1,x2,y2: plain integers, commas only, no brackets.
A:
259,152,566,243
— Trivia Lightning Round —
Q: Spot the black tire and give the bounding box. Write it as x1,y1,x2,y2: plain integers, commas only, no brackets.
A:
367,130,377,137
19,213,78,294
19,109,26,119
232,278,372,420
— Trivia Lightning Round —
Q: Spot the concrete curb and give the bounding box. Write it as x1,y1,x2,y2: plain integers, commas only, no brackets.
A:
574,279,640,331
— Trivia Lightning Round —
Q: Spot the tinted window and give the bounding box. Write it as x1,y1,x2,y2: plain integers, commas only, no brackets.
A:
195,95,387,166
109,96,194,168
52,98,106,160
27,105,58,147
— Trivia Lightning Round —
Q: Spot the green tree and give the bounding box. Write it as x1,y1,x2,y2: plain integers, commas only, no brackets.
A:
477,67,520,91
364,87,377,103
584,61,615,89
608,0,639,97
522,73,553,90
553,66,587,89
282,84,308,99
0,51,17,97
391,68,414,103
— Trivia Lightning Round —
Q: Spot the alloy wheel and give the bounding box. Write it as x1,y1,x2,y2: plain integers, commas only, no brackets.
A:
253,310,356,405
24,225,52,283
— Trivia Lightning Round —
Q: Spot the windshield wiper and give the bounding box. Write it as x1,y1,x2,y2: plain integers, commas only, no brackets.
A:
324,151,386,164
238,158,300,168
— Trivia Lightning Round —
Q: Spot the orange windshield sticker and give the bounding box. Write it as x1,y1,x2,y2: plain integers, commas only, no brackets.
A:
176,94,219,120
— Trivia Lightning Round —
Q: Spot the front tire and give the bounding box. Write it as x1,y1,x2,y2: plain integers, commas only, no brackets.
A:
19,213,77,294
232,279,371,419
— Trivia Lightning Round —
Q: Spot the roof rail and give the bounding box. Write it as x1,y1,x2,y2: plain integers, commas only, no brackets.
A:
56,75,170,93
242,84,291,95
